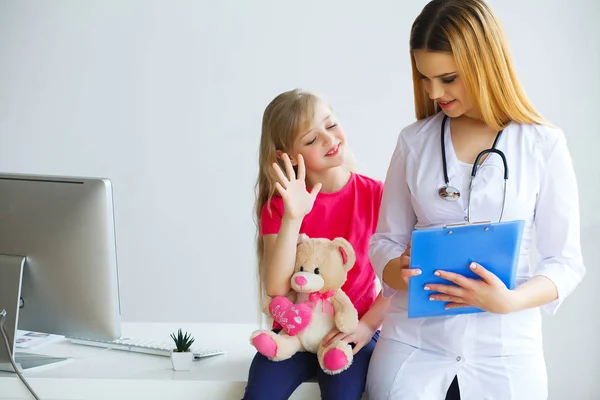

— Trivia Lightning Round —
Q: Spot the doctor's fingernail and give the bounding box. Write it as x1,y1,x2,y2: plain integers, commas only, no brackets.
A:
424,286,430,291
470,262,477,270
434,271,441,276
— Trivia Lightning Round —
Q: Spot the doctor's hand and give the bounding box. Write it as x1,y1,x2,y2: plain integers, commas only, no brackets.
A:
398,242,420,287
383,242,421,291
321,321,376,355
425,262,518,314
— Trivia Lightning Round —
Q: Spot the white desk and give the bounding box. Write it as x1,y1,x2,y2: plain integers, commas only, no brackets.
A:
0,322,323,400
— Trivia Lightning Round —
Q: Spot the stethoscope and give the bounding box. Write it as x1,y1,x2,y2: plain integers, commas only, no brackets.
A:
438,115,509,223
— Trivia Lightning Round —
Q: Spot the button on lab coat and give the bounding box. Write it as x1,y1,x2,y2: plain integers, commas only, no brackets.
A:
366,113,585,399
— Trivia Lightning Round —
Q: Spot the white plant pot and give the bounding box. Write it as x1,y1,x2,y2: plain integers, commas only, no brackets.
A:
170,350,193,371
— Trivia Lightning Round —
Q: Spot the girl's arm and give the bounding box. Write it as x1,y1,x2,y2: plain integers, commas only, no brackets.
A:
359,291,391,332
263,154,321,297
263,217,302,297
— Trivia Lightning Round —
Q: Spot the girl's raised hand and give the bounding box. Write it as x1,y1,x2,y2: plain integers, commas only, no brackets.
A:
272,153,322,220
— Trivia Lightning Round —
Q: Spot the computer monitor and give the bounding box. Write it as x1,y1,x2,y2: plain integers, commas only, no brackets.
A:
0,173,121,372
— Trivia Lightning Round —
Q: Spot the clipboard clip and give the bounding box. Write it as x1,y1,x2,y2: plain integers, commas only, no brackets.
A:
444,220,492,228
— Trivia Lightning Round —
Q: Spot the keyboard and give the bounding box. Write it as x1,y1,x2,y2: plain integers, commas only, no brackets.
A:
69,336,225,360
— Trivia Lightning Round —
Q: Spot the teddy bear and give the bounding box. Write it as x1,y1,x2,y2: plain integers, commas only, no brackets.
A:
250,234,359,375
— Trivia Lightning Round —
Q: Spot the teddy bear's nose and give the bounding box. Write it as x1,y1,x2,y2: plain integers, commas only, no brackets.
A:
294,276,307,286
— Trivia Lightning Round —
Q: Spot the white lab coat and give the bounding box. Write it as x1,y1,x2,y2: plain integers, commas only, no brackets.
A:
366,112,585,400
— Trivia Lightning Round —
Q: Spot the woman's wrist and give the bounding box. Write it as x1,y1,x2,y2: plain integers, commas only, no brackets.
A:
506,276,558,313
501,289,523,314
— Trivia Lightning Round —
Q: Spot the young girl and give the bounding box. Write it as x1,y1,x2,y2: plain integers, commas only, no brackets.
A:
242,89,389,400
367,1,585,399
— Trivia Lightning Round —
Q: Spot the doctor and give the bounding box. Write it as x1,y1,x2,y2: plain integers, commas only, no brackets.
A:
366,0,585,399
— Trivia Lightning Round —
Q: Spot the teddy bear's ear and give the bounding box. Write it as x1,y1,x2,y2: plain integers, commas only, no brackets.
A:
297,233,310,246
331,237,356,271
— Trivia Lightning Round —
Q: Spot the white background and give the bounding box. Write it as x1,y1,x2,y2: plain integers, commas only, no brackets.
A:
0,1,598,397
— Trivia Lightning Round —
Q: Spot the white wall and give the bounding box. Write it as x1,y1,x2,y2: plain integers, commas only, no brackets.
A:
0,0,597,397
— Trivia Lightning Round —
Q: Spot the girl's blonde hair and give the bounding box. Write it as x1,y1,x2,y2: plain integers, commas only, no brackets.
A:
254,89,353,317
409,0,545,130
254,89,322,317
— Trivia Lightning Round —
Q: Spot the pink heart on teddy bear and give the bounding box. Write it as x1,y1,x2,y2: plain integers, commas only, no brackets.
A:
269,296,312,336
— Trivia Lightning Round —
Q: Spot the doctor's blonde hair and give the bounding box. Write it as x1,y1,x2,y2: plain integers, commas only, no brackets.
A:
409,0,546,130
254,89,354,317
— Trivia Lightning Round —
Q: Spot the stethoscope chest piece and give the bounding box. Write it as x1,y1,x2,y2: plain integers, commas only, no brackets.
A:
438,185,461,201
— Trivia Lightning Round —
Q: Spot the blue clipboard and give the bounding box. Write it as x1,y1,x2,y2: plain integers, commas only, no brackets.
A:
408,220,525,318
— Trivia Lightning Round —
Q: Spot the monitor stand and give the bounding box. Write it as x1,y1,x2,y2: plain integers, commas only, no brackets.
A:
0,254,68,373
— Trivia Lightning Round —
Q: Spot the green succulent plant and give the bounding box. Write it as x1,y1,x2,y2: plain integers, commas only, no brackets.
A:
170,329,195,353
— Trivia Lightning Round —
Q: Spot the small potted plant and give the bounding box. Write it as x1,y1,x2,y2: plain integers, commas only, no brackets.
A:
169,328,195,371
